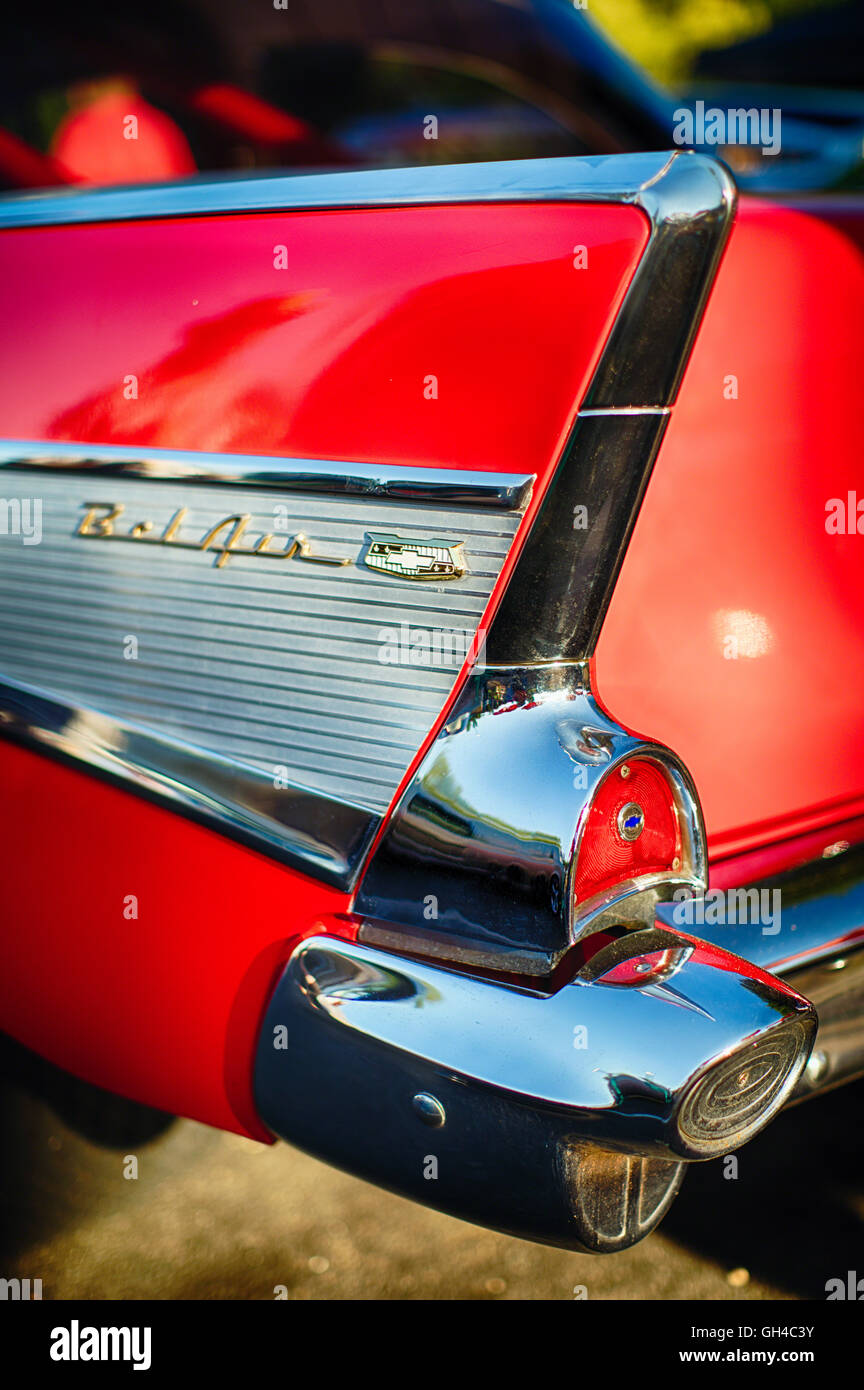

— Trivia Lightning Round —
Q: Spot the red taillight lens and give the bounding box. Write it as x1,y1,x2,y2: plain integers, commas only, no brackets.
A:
573,758,681,906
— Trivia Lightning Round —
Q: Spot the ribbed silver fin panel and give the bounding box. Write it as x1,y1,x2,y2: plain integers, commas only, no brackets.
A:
0,463,522,820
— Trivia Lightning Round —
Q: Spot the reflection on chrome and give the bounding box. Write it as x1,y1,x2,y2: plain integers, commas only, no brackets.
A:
255,929,815,1251
357,662,707,975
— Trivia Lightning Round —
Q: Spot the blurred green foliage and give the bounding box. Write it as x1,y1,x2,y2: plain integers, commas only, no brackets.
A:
589,0,841,85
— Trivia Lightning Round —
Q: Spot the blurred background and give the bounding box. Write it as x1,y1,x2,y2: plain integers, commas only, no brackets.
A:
593,0,860,84
0,0,862,196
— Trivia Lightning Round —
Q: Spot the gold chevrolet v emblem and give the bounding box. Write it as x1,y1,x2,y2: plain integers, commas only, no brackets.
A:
362,533,467,581
76,502,350,569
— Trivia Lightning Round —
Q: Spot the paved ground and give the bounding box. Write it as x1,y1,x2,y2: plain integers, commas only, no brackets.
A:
1,1048,861,1301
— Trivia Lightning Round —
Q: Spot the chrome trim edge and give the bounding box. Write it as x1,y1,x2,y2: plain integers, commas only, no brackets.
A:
484,150,737,663
486,411,670,663
0,441,533,509
0,152,677,228
578,406,671,416
583,151,736,410
788,947,864,1103
0,675,378,889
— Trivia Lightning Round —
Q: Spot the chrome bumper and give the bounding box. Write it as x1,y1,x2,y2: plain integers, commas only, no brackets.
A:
254,843,864,1253
656,837,864,1100
254,926,814,1252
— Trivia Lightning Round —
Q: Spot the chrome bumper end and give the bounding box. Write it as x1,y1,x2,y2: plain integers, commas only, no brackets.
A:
254,927,814,1252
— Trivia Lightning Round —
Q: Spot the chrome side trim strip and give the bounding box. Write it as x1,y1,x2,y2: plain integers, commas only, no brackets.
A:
0,152,676,228
789,948,864,1103
0,675,378,888
578,406,671,416
0,468,520,825
657,840,864,978
0,441,533,510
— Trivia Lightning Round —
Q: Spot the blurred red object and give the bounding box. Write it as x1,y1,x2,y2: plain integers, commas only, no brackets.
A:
0,126,74,188
191,83,350,165
51,90,196,184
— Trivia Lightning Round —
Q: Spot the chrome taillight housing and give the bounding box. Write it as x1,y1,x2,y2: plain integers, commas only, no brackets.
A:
356,662,707,975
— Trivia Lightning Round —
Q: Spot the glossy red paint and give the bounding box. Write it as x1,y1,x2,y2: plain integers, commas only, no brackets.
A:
0,739,353,1140
0,201,648,1133
709,813,864,892
0,202,647,478
595,196,864,856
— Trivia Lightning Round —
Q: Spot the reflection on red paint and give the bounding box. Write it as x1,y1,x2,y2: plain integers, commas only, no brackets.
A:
52,294,324,450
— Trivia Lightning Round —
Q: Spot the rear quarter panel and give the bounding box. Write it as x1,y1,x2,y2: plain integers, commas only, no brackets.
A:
595,195,864,861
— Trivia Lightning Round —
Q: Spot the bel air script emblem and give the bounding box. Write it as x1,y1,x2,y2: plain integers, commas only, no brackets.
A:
363,533,467,581
76,501,350,569
75,504,467,582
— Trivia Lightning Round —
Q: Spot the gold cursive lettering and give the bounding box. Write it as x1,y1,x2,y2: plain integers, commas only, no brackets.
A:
197,514,252,569
161,508,188,543
75,503,351,569
77,501,125,536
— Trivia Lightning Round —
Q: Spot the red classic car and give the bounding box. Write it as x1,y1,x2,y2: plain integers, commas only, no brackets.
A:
0,0,863,1257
